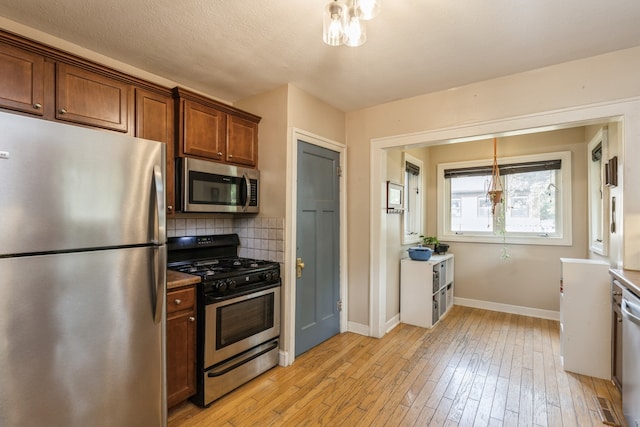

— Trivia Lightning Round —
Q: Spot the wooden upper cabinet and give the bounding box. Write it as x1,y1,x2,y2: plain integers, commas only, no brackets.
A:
181,99,226,161
0,42,45,116
135,88,175,214
56,63,131,132
227,114,258,167
174,87,260,167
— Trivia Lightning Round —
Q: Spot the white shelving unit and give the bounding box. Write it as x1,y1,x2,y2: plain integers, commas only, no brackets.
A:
400,254,454,328
559,258,611,380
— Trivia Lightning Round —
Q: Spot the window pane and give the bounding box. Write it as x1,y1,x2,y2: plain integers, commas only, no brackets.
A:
450,175,492,232
504,170,557,233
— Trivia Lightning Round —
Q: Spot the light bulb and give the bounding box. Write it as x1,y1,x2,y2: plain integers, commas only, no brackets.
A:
354,0,380,20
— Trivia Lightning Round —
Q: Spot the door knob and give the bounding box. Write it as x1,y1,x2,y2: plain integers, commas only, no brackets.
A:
296,257,305,278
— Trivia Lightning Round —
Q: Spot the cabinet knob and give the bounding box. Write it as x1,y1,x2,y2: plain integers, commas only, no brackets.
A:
167,205,173,213
188,317,195,322
59,108,67,115
229,154,233,158
174,299,182,305
216,152,222,157
33,103,42,109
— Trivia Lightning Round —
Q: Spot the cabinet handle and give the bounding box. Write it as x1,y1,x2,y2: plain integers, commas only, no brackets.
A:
59,108,67,115
33,103,42,109
216,152,222,157
188,317,195,322
174,299,182,305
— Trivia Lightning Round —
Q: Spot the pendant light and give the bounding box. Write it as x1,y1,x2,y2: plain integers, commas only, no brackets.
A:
323,0,347,46
323,0,380,47
354,0,380,20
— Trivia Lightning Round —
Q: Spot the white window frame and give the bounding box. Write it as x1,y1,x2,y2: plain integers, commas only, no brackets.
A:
402,153,423,245
437,151,572,246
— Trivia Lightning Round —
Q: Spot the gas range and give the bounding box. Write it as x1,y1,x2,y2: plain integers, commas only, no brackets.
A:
167,234,280,302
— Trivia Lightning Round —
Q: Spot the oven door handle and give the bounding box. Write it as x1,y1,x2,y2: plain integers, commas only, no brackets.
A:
207,340,279,378
622,297,640,326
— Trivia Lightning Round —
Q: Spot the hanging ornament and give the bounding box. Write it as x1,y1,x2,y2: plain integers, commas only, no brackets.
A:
487,137,503,214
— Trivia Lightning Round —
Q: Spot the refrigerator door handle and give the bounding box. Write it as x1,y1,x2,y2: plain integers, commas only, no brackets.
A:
154,245,166,324
151,164,166,324
152,164,166,245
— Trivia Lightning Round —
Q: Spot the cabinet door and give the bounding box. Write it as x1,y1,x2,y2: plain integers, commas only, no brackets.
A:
135,88,175,214
182,99,226,161
166,287,196,408
0,42,45,116
56,63,131,132
227,114,258,167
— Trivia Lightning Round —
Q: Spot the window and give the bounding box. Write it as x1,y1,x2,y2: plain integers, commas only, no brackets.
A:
437,151,572,246
403,153,423,245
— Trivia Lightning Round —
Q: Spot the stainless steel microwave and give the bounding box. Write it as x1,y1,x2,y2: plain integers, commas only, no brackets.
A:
178,157,259,213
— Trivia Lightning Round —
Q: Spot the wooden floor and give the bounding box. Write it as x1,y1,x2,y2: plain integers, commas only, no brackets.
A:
168,305,625,427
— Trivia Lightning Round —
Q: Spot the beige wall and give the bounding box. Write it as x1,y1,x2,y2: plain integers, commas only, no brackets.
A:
347,45,640,326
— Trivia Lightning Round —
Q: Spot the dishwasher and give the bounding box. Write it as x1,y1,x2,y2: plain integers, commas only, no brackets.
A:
621,288,640,426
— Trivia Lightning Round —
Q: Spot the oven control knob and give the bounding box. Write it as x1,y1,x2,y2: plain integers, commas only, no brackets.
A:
263,271,274,281
226,279,236,290
216,280,228,292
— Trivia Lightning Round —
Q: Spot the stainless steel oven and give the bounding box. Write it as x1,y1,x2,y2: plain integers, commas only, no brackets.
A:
167,234,281,407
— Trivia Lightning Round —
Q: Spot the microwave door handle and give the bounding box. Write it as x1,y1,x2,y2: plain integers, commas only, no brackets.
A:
243,172,251,211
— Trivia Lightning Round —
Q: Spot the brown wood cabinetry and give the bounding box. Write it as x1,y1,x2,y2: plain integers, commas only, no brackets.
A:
180,98,227,161
166,285,197,408
135,88,175,214
227,114,258,166
56,63,132,132
0,42,45,116
174,87,260,167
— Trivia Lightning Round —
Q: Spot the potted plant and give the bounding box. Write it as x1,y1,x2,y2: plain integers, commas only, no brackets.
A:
419,235,439,250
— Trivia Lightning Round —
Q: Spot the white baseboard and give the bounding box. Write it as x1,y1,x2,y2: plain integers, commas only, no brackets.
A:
278,349,290,367
347,321,370,336
385,314,400,333
455,297,560,321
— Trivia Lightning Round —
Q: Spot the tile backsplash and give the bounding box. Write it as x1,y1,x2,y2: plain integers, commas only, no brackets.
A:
167,216,284,263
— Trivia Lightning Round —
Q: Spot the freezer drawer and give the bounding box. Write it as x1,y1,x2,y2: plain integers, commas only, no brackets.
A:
0,247,165,427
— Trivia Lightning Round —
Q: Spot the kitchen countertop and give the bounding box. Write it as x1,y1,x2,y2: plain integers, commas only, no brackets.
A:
610,268,640,296
167,270,201,290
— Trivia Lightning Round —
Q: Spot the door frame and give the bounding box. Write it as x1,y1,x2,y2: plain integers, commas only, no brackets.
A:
369,97,640,338
282,128,347,366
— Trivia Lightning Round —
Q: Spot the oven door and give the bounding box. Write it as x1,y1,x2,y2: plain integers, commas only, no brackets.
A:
181,157,259,213
204,285,280,368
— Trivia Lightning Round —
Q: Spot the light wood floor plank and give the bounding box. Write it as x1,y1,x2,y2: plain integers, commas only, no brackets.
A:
167,306,626,427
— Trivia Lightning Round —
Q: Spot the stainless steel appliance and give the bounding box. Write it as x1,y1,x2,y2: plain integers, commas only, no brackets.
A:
177,157,259,213
0,111,167,426
167,234,280,407
621,287,640,426
611,279,623,390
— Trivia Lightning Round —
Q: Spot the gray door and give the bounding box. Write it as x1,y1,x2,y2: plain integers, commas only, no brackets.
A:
295,140,341,356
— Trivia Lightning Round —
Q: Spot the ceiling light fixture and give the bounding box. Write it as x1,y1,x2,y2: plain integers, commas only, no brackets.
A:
323,0,380,47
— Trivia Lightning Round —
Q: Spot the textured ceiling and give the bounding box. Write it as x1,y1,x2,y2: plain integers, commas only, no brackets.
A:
0,0,639,111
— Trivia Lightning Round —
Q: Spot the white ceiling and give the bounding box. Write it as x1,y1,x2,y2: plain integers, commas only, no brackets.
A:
1,0,639,112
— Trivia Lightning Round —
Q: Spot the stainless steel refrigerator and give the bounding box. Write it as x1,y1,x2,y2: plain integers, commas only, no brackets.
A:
0,111,167,426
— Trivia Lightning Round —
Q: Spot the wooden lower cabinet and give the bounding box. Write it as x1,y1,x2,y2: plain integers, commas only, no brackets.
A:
166,285,197,408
